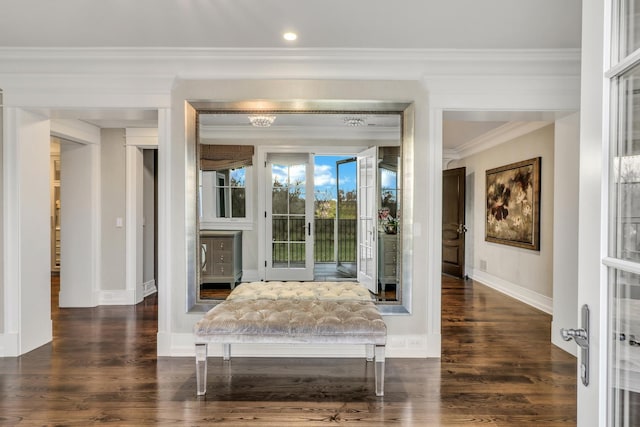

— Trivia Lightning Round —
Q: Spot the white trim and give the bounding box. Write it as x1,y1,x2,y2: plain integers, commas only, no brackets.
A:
125,145,144,305
50,119,100,145
603,257,640,275
98,289,137,305
239,269,259,282
0,333,19,357
469,268,553,314
3,108,20,338
126,128,158,148
0,48,581,76
143,279,157,297
156,108,172,355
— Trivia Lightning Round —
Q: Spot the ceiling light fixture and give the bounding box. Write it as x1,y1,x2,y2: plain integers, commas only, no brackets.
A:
343,116,367,127
248,115,276,128
283,32,297,41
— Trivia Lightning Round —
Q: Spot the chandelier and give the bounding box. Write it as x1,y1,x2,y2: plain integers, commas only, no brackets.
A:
343,116,367,127
248,115,276,128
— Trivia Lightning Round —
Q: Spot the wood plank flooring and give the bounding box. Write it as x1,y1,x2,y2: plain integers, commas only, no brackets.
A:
0,275,576,426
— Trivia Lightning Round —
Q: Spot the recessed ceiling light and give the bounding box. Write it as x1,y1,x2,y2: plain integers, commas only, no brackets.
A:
283,32,297,41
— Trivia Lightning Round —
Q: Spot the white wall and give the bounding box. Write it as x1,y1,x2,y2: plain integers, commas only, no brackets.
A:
450,125,555,312
0,91,3,335
59,141,101,307
2,109,52,355
551,113,580,355
101,129,126,292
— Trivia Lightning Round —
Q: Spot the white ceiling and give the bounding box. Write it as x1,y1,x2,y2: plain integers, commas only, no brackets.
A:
1,0,581,49
5,0,582,151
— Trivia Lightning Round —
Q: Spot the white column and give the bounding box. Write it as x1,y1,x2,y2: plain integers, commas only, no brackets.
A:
125,144,144,304
2,108,52,356
551,113,580,355
156,108,172,356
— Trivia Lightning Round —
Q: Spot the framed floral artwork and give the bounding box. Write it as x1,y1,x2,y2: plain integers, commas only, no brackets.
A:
485,157,541,250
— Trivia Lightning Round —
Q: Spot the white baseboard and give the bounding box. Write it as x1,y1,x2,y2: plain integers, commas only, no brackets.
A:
143,279,157,297
469,268,553,314
0,332,19,357
99,289,137,305
240,269,260,282
160,332,435,358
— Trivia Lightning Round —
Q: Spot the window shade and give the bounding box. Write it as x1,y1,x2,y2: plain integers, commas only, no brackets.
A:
200,145,254,171
266,152,310,166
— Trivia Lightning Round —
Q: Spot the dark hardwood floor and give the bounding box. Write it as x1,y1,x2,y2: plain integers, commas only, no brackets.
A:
0,275,576,426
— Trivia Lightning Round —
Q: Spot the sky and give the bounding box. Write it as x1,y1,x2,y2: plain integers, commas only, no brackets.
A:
270,154,396,201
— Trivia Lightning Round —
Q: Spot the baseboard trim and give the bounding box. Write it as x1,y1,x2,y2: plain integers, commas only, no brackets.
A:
469,269,553,314
143,279,157,297
99,289,137,306
0,332,19,357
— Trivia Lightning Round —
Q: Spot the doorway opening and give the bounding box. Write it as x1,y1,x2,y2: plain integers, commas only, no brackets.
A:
313,155,357,281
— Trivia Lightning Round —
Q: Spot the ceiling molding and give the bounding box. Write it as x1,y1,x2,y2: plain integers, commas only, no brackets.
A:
0,47,581,80
453,121,552,159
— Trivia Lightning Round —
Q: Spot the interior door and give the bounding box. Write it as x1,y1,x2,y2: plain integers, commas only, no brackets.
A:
357,147,378,293
336,157,357,276
442,167,466,278
265,153,314,281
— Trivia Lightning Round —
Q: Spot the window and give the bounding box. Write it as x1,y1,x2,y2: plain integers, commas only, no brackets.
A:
199,144,254,229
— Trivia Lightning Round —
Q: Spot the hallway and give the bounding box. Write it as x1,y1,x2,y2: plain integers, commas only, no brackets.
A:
0,276,576,425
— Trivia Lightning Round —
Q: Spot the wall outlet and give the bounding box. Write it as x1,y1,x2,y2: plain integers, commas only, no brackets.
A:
479,259,487,272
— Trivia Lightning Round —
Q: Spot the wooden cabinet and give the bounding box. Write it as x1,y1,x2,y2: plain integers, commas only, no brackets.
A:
378,232,398,296
200,231,242,289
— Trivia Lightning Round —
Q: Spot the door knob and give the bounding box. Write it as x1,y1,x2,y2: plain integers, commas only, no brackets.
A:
560,328,588,349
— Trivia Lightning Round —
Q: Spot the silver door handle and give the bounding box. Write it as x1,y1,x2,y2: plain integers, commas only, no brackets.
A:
560,304,589,386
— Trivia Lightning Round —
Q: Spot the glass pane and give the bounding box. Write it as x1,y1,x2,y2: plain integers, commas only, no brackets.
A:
289,243,305,267
289,187,305,214
289,217,305,242
272,215,288,241
230,188,246,218
230,168,245,187
608,269,640,426
272,186,288,215
272,243,288,267
621,0,640,58
612,65,640,261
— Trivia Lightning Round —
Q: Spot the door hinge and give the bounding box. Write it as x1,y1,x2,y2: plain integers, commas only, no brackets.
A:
264,211,267,218
264,260,267,267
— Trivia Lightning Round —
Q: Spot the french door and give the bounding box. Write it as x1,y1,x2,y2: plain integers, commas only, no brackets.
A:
578,1,640,425
265,153,314,281
357,147,378,293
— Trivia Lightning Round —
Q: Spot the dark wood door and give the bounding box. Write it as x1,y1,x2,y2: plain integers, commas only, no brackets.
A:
442,167,466,278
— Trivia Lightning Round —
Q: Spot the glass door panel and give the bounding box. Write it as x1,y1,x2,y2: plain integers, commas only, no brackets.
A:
357,147,378,293
608,62,640,426
266,155,314,280
336,158,357,275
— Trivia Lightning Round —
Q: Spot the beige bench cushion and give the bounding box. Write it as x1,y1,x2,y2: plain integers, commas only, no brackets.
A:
226,281,372,302
194,299,386,345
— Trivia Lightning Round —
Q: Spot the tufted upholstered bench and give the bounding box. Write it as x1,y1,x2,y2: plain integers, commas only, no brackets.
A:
193,281,387,396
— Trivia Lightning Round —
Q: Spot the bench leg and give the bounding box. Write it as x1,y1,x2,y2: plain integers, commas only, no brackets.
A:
195,343,208,396
365,344,374,362
223,343,231,361
375,345,385,397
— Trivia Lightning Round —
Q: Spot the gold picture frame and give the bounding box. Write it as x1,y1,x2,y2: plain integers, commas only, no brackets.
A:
485,157,541,251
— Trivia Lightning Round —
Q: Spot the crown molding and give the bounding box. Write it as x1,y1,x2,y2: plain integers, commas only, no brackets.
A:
452,121,552,160
0,47,581,79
